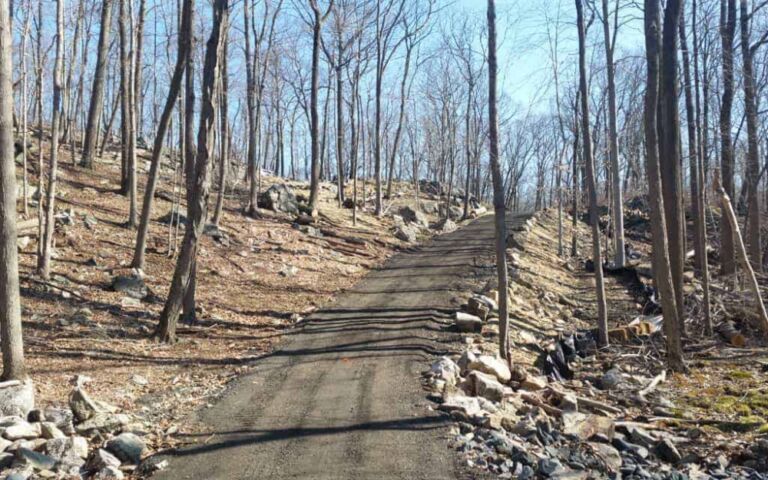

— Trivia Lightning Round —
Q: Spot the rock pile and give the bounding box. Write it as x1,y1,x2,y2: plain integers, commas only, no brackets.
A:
0,377,161,480
424,282,766,479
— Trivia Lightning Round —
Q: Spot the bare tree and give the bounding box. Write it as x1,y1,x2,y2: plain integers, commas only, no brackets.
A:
308,0,334,215
155,0,229,343
644,0,684,371
0,0,25,380
39,0,65,280
132,0,194,269
719,0,736,274
486,0,510,359
81,0,113,169
576,0,609,346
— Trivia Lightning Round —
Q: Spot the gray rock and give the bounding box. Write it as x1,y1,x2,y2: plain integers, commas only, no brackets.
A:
39,423,65,440
436,218,457,233
455,312,483,333
467,371,505,402
2,422,41,441
75,413,131,435
0,381,35,418
45,436,88,467
0,451,13,469
105,433,146,464
538,458,563,476
0,437,12,451
398,206,429,228
587,442,622,473
16,447,57,470
655,438,682,463
86,449,121,472
69,388,101,422
110,275,148,300
468,355,512,383
43,407,75,435
457,351,478,373
394,225,417,243
599,368,623,390
562,412,614,441
258,184,299,214
94,466,124,479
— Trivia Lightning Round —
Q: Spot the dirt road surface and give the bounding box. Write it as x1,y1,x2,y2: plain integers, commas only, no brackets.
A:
155,214,526,480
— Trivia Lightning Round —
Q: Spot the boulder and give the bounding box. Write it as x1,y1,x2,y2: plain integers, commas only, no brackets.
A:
43,407,75,435
0,381,35,418
457,351,477,373
39,423,65,440
428,357,461,386
468,355,511,383
105,432,146,464
45,436,88,468
655,438,682,463
0,452,13,469
86,449,121,472
438,394,484,418
94,466,125,479
258,184,299,214
562,412,615,441
587,442,622,473
3,422,41,441
454,312,483,333
519,375,548,391
75,413,131,435
436,218,457,233
157,210,188,227
394,225,417,243
16,447,56,471
467,371,505,402
69,388,101,422
398,206,428,228
110,275,148,300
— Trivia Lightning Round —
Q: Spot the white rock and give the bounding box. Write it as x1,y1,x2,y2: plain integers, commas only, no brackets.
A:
0,381,35,418
467,371,505,402
2,421,41,440
428,357,461,386
468,355,511,383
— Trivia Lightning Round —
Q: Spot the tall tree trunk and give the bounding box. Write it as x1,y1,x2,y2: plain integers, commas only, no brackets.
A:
335,61,345,205
308,1,329,215
0,0,25,380
81,0,113,168
720,0,737,274
644,0,684,371
739,0,761,270
134,0,147,141
659,0,686,333
39,0,64,280
155,0,228,343
212,37,229,226
487,0,510,360
601,0,625,268
576,0,609,347
132,0,193,269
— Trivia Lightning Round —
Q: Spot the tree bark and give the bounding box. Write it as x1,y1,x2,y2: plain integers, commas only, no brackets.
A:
155,0,228,343
576,0,609,347
719,0,737,274
487,0,510,360
739,0,762,271
658,0,686,332
39,0,64,280
0,0,25,380
81,0,113,168
644,0,685,371
131,0,193,269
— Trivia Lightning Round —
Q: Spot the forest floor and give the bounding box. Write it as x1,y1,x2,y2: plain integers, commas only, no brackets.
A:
14,140,447,460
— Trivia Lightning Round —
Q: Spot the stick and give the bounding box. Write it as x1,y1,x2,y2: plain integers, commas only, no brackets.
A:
714,175,768,334
638,370,666,398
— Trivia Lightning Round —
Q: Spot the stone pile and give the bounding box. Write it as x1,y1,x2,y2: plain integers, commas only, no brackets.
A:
0,377,162,480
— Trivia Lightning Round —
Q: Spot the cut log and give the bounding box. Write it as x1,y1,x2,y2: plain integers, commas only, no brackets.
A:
716,321,746,347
